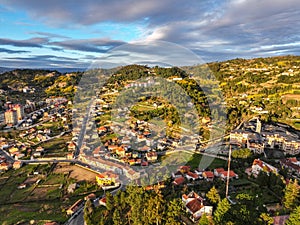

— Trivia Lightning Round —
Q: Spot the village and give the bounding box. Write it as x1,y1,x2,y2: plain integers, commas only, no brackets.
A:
0,63,299,224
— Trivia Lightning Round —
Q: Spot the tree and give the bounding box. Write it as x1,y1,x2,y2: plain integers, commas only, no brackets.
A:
286,206,300,225
198,213,210,225
283,179,300,210
259,213,274,225
206,186,221,205
214,198,231,225
106,192,114,211
165,199,182,225
84,199,94,225
113,208,124,225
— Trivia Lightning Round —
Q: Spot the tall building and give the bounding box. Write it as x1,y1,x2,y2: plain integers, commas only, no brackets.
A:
256,118,262,133
12,104,24,121
4,109,18,125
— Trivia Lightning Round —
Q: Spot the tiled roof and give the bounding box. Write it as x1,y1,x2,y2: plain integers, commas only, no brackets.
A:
186,198,203,214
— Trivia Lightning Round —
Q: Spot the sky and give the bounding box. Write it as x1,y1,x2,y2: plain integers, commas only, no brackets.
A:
0,0,300,68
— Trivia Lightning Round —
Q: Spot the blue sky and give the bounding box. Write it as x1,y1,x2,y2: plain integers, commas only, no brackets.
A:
0,0,299,68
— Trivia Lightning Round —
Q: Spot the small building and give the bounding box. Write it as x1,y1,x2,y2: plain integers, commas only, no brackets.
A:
13,161,23,169
185,171,199,181
0,162,11,171
280,158,300,176
182,191,213,222
219,170,239,180
96,172,119,186
146,151,158,162
202,171,214,181
213,168,225,177
251,159,278,177
173,176,185,185
67,142,76,151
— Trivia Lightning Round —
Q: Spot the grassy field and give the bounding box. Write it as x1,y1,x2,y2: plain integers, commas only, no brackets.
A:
160,150,226,170
0,163,102,224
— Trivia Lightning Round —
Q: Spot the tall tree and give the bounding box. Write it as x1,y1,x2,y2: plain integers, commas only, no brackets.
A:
84,199,94,225
206,186,221,205
214,198,231,225
283,179,300,210
259,213,274,225
286,206,300,225
165,198,182,225
198,213,210,225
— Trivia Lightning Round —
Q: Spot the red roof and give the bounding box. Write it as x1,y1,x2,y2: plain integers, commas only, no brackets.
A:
173,176,185,185
187,171,199,179
186,198,204,214
203,171,214,178
215,168,225,173
220,170,237,178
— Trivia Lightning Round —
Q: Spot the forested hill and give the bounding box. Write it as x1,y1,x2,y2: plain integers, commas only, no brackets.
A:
1,55,300,129
185,55,300,129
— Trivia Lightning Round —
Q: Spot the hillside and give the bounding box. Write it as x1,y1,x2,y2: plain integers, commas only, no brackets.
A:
1,56,300,130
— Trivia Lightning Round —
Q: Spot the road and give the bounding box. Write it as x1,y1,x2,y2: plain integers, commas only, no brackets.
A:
74,97,95,158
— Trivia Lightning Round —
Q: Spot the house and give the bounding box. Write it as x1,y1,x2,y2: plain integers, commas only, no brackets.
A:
0,162,11,171
67,142,76,151
67,152,73,160
99,197,107,207
185,171,199,181
179,165,191,174
36,146,44,152
116,147,125,157
214,168,225,177
146,151,158,162
202,171,214,181
280,158,300,176
182,191,213,222
251,159,278,177
96,172,119,186
13,160,23,169
219,170,239,180
173,176,185,185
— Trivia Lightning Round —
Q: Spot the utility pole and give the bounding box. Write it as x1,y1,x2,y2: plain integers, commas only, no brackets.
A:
225,145,232,198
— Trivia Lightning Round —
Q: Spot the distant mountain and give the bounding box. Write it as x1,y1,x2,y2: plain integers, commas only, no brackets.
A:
0,67,87,74
0,67,14,74
44,68,87,73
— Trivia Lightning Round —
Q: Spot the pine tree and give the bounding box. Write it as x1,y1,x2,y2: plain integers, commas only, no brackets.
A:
198,213,210,225
165,199,182,225
286,206,300,225
113,208,124,225
214,198,231,225
84,199,94,225
283,179,300,210
206,186,221,205
259,213,274,225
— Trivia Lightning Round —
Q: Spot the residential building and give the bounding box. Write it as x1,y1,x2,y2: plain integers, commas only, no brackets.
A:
4,109,18,125
96,171,119,186
251,159,278,177
202,171,214,181
280,158,300,176
182,191,213,222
